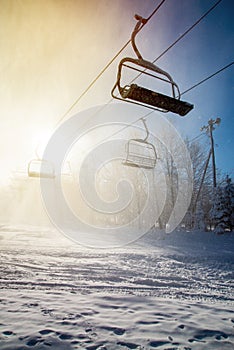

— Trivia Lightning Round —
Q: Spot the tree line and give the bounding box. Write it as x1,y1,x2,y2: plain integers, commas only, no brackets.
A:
159,137,234,234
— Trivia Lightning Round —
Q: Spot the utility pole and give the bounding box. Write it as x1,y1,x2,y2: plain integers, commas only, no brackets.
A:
192,149,212,216
201,117,221,188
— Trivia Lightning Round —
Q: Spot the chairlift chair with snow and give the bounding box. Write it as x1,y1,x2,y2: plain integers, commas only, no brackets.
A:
111,15,193,116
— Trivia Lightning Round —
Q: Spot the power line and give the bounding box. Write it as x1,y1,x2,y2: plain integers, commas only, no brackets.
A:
143,0,167,22
180,61,234,96
187,133,206,144
55,0,166,127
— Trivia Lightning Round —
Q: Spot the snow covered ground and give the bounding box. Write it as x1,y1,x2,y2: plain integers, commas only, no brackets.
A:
0,226,233,349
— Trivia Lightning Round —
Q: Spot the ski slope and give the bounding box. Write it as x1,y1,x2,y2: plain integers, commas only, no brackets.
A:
0,226,233,349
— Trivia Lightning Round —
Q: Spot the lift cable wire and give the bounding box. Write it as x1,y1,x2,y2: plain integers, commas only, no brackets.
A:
55,0,166,127
187,133,206,144
180,61,234,96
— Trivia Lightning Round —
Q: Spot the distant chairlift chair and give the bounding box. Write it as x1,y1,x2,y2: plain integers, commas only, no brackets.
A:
111,15,193,116
28,158,55,179
123,118,157,169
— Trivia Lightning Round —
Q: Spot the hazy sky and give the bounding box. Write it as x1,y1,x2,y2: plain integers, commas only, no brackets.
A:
1,0,234,185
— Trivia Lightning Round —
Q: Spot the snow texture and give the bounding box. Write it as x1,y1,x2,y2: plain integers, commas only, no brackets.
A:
0,226,233,349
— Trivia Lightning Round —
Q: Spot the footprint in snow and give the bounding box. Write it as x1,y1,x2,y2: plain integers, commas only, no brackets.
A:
2,330,14,336
58,332,73,340
26,337,43,347
100,326,125,335
178,324,185,329
192,329,229,341
148,340,169,348
117,341,139,349
39,329,54,335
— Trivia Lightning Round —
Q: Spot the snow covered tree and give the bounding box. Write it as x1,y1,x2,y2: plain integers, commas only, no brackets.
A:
210,186,225,234
222,175,234,231
210,175,234,234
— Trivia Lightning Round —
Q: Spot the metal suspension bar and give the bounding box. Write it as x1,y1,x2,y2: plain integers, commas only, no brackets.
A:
141,118,149,142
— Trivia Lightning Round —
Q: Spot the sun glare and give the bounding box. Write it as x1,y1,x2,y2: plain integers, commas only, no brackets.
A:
30,129,54,159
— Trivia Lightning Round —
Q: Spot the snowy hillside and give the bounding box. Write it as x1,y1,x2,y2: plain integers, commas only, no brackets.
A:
0,226,233,349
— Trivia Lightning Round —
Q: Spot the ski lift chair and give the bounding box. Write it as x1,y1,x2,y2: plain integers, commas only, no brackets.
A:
111,15,193,116
123,118,157,169
28,159,55,179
